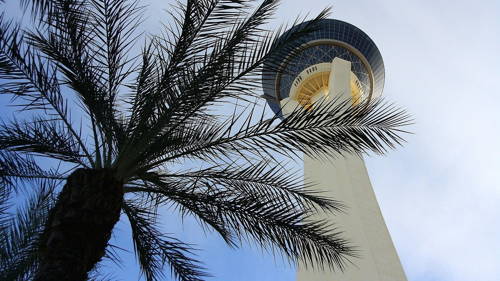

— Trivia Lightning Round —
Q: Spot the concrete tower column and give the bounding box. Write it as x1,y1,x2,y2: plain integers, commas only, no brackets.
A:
294,58,407,281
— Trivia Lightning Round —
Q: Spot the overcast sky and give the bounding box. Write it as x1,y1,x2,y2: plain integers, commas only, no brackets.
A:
106,1,500,280
290,1,500,280
3,0,500,280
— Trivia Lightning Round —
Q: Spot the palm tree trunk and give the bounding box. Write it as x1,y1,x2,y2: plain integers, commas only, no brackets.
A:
35,168,123,281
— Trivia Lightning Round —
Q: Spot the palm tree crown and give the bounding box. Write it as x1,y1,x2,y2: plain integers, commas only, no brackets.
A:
0,0,410,280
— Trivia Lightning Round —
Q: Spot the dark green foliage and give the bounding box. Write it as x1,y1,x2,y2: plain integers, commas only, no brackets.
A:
0,183,55,281
0,0,411,280
123,201,207,281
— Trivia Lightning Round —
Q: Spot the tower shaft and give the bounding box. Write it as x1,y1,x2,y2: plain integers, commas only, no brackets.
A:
297,155,407,281
295,58,407,281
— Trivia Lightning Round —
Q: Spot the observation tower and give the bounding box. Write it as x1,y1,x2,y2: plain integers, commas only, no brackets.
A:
262,19,407,281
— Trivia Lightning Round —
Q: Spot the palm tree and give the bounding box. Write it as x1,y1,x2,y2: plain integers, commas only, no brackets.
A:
0,0,410,280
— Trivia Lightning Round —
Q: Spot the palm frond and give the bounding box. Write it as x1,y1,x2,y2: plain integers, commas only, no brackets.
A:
142,160,345,214
0,118,84,164
141,98,410,172
126,175,237,246
26,0,126,168
126,175,355,271
89,0,143,99
0,17,94,165
156,5,330,130
123,200,207,281
120,0,249,169
0,150,64,194
117,6,331,175
0,178,10,234
0,182,55,281
126,0,245,128
86,0,144,165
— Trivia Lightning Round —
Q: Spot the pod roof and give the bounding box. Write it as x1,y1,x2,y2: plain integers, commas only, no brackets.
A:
262,19,385,115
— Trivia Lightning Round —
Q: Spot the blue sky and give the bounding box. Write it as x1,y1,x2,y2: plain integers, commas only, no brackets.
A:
2,0,500,280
